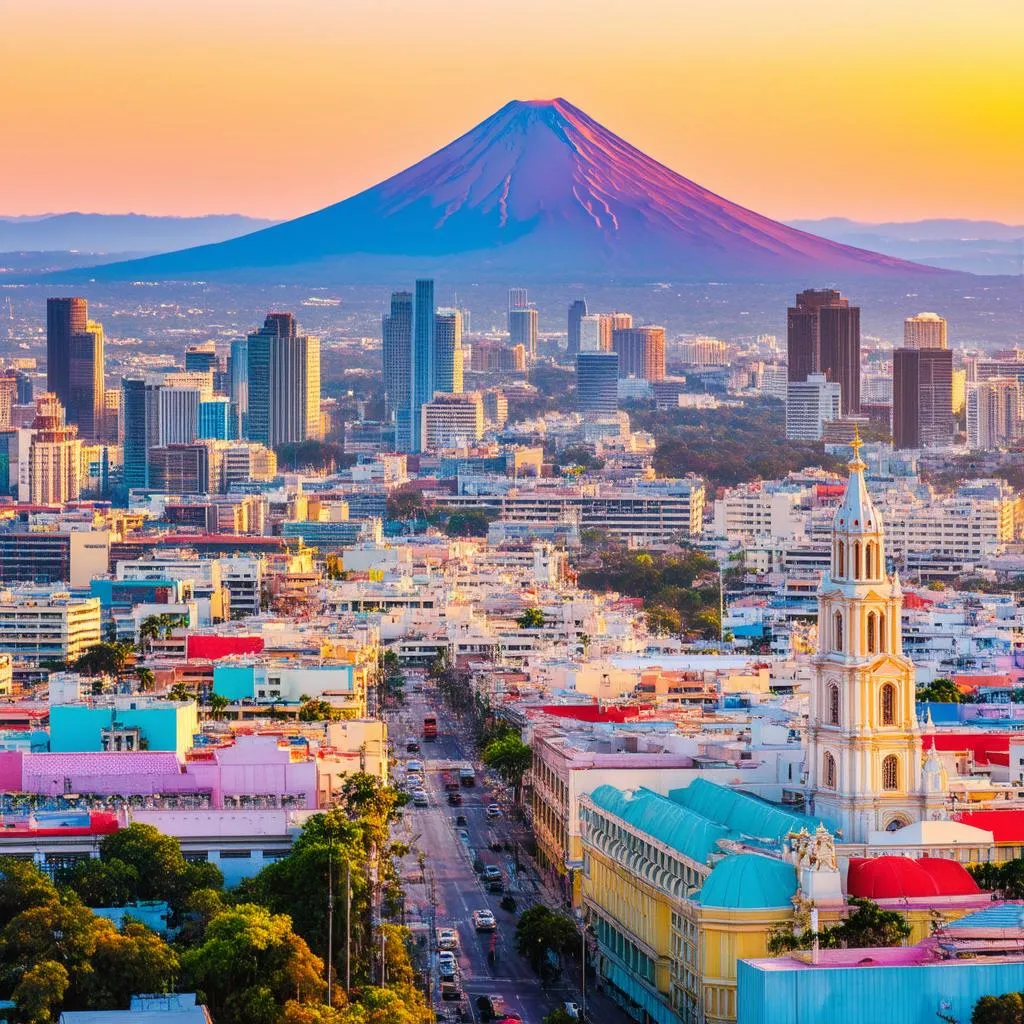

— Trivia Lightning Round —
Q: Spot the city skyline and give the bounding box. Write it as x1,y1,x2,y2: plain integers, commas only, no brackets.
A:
3,0,1021,223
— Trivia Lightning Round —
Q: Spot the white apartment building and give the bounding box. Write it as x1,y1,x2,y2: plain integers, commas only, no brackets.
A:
30,436,82,505
0,591,101,666
421,392,484,451
786,374,841,441
679,336,728,366
712,483,808,543
967,378,1022,450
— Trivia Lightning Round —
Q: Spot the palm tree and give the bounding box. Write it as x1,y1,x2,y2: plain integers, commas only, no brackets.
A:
208,693,230,720
167,683,195,703
138,616,162,654
136,667,155,693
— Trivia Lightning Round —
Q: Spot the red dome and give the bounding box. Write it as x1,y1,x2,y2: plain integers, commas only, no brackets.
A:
848,856,980,900
917,857,981,896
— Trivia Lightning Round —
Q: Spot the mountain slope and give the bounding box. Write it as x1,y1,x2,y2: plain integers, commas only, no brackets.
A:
74,98,943,282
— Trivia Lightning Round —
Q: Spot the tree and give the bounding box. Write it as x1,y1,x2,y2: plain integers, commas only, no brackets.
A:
481,734,532,800
299,699,344,722
180,903,325,1024
12,960,68,1024
135,667,155,693
917,677,964,703
57,858,139,908
516,607,546,629
645,605,682,635
208,692,231,719
829,897,911,948
544,1011,577,1024
514,905,579,974
972,993,1024,1024
84,920,179,1008
167,682,195,703
0,857,59,925
72,642,134,679
969,859,1024,900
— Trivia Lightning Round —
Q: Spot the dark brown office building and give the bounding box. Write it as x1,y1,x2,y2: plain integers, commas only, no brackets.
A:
46,297,87,410
893,347,954,450
787,289,861,414
612,326,666,381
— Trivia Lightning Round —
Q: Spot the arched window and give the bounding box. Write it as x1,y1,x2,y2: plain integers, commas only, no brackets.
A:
828,683,840,726
853,541,862,580
867,612,877,654
879,612,887,653
837,541,845,577
824,752,837,789
865,543,875,579
881,683,896,726
834,611,844,652
882,754,899,791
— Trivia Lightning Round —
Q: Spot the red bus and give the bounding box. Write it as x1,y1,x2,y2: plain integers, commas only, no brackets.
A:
423,713,438,740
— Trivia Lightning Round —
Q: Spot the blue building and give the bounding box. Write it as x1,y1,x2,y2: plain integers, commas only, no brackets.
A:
408,278,435,453
49,699,199,756
198,397,232,440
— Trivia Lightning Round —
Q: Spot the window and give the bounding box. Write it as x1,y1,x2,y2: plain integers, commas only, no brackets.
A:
879,612,887,653
834,611,844,652
865,543,875,579
854,541,862,580
837,541,845,577
882,754,899,791
824,752,837,789
881,684,896,726
867,612,877,654
827,683,840,726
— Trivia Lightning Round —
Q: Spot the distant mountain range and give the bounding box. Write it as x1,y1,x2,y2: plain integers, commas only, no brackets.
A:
37,98,950,283
0,213,275,255
787,219,1024,275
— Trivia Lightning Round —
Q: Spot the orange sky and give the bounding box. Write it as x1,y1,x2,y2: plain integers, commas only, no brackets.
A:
2,0,1022,222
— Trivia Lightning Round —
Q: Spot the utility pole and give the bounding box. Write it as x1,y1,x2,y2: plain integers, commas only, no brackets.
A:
345,860,351,992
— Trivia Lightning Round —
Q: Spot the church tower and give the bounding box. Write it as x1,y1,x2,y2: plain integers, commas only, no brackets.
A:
806,432,928,841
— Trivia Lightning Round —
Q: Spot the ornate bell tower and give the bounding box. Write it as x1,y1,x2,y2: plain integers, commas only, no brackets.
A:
806,432,927,842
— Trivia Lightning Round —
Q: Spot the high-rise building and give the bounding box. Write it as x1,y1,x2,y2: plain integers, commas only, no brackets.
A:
11,370,32,406
567,299,588,355
904,312,948,350
679,337,729,366
102,388,121,445
229,337,248,439
158,387,201,445
199,397,233,440
508,288,529,314
46,297,87,412
967,378,1022,450
612,326,666,381
578,314,610,353
28,393,81,504
576,352,619,416
421,392,484,451
606,312,633,333
407,280,436,453
786,374,841,440
121,377,162,490
185,341,219,373
509,306,539,360
434,308,464,394
246,312,321,448
382,291,412,422
0,375,16,430
787,289,861,415
148,443,214,494
893,347,954,450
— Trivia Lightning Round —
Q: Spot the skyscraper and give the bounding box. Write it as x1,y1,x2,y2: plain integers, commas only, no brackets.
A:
407,279,436,453
508,288,529,314
157,387,201,445
229,337,248,439
199,397,233,440
966,378,1022,450
185,341,219,373
382,291,412,422
893,347,954,450
28,393,81,505
612,326,666,381
904,312,948,350
434,308,464,395
576,352,619,416
47,297,105,440
567,299,588,356
509,306,538,360
46,297,87,411
246,312,321,448
787,289,861,415
579,314,610,353
122,378,161,490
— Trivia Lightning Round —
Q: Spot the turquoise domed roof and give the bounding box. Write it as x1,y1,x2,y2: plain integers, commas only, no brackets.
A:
695,853,797,910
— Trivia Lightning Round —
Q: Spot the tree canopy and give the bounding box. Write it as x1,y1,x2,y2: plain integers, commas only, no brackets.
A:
917,677,965,703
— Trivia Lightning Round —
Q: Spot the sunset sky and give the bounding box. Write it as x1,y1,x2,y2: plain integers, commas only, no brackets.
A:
3,0,1022,223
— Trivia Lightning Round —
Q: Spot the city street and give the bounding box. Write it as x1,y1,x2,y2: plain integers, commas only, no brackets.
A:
389,680,584,1024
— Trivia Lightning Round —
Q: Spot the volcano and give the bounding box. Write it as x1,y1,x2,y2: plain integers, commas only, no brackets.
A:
80,98,941,282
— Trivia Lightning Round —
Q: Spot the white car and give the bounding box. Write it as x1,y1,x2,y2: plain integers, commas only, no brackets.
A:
436,928,459,951
472,908,497,931
486,803,502,819
564,1002,581,1019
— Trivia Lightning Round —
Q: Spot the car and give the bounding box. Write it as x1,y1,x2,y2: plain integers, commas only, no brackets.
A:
440,981,461,1001
447,791,463,806
406,740,420,753
439,959,457,979
436,928,459,951
438,949,457,965
407,760,424,773
455,814,467,826
482,865,502,882
564,1002,581,1019
486,804,502,819
413,792,429,807
472,909,496,931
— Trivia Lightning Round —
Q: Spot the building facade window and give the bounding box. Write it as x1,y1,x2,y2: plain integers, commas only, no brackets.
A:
837,541,845,577
854,541,862,580
834,611,843,652
824,751,837,789
879,612,887,652
827,683,840,726
881,683,896,726
882,754,899,790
